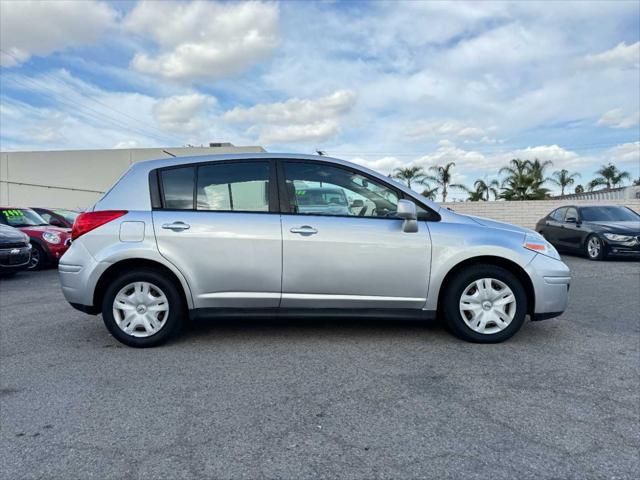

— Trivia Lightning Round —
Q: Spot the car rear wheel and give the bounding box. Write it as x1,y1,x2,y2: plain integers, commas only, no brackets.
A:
442,265,527,343
102,269,185,347
585,235,605,261
27,244,45,270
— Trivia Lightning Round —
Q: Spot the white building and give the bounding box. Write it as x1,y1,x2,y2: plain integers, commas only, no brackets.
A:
0,143,265,209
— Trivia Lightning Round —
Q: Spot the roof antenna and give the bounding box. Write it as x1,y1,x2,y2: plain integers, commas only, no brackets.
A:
316,149,326,156
163,150,176,157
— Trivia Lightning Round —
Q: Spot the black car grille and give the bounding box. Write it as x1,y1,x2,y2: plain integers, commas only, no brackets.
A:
0,244,30,267
0,241,28,249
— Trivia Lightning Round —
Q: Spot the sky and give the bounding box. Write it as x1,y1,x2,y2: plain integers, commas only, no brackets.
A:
0,0,639,200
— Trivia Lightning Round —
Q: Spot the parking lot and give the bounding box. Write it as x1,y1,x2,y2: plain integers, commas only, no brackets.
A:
0,255,638,479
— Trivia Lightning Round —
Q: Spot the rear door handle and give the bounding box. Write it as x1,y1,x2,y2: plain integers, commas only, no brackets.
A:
162,221,190,231
290,226,318,235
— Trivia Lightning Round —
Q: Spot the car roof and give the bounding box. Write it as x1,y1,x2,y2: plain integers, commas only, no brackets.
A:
135,152,330,169
576,204,628,208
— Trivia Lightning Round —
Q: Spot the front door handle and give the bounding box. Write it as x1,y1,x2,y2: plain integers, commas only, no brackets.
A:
290,226,318,235
162,221,191,231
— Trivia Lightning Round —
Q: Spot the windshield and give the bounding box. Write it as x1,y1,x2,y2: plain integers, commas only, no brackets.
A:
54,209,80,223
0,208,49,227
581,206,640,222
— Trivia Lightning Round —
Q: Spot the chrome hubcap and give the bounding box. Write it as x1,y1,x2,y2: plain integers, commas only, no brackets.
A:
112,282,169,338
588,237,600,257
459,278,517,334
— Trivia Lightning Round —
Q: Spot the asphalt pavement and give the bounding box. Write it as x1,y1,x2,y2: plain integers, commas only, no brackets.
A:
1,255,639,479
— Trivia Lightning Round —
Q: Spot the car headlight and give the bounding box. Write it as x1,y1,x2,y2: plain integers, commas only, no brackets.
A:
523,233,561,260
42,231,61,244
603,233,633,242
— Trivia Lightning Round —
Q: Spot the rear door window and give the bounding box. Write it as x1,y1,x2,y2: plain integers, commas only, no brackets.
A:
196,162,270,212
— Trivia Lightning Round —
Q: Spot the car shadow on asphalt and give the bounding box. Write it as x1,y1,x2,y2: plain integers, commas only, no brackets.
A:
176,315,447,343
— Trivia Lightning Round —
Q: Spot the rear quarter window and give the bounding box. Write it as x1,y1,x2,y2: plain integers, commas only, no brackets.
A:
159,167,195,210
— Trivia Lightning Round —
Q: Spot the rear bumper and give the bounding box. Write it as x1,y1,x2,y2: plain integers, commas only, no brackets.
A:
526,254,571,318
59,241,109,309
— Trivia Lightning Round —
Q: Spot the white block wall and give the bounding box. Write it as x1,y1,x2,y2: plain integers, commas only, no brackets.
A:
440,199,640,229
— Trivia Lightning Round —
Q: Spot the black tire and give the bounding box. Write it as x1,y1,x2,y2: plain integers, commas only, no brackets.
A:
101,268,185,347
27,244,46,270
585,234,605,261
441,265,528,343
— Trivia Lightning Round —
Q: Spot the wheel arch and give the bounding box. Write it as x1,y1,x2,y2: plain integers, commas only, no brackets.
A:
26,238,49,267
93,258,192,313
436,255,535,316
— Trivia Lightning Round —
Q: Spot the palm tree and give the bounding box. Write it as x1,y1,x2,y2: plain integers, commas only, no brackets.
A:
574,184,584,194
421,186,439,200
499,158,551,200
425,162,464,202
460,179,500,201
549,169,581,196
475,179,500,201
392,166,427,189
589,163,631,190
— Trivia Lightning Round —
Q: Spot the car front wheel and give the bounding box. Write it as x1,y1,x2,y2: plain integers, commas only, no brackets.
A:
102,269,185,347
27,244,45,270
442,265,528,343
585,235,605,261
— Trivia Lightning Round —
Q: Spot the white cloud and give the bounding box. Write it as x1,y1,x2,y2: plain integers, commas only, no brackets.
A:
350,156,405,174
0,0,117,67
406,119,496,142
224,90,355,144
597,108,640,129
606,142,640,166
124,1,279,81
224,90,355,125
416,140,489,171
113,140,141,149
153,93,217,133
492,145,590,171
582,41,640,69
255,121,340,144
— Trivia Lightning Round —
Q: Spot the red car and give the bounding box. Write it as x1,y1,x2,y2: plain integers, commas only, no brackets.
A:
32,207,80,229
0,207,71,270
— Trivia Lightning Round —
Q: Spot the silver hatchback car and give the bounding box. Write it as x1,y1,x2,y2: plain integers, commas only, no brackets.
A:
59,153,570,347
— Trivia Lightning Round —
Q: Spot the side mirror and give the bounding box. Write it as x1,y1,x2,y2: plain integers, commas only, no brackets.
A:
396,199,418,233
350,199,364,208
565,216,577,224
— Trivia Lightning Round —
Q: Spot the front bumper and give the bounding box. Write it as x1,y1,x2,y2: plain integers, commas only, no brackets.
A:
525,253,571,320
604,238,640,258
43,240,71,264
0,244,31,272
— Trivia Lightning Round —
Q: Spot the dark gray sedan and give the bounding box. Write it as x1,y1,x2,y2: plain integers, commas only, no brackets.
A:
536,205,640,260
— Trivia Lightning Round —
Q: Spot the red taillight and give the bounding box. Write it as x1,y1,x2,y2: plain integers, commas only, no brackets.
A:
72,210,128,240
